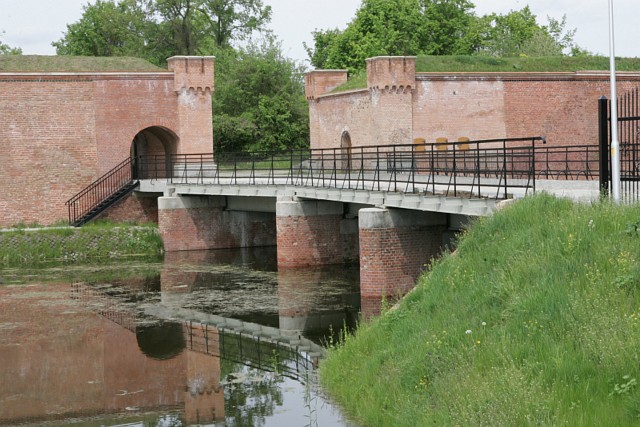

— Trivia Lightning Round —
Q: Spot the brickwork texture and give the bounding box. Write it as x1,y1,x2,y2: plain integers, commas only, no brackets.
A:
0,56,214,227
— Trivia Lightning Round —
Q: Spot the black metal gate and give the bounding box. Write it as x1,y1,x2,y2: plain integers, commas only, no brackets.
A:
599,88,640,201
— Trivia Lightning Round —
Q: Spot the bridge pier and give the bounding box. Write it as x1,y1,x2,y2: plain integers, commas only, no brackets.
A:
158,195,276,252
359,207,448,312
276,199,358,268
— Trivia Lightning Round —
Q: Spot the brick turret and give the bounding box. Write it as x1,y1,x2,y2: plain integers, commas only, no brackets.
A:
366,56,416,92
167,56,215,154
305,70,348,100
168,56,215,93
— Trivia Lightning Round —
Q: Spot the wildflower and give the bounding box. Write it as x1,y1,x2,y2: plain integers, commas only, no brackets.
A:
465,329,472,334
588,219,595,229
481,321,487,326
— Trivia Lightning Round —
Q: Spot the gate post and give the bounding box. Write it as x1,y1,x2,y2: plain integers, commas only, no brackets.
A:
598,96,610,195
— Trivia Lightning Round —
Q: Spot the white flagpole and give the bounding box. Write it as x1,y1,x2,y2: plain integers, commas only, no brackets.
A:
609,0,621,202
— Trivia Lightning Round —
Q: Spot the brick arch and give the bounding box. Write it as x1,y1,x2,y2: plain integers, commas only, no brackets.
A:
131,126,179,158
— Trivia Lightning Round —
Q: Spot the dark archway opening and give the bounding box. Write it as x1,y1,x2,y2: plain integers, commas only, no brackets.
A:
341,131,352,171
131,126,179,179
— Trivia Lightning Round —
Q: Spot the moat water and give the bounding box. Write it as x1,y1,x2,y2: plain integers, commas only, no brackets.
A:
0,247,360,426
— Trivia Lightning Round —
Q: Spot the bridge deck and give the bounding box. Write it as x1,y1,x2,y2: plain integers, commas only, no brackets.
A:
140,174,600,217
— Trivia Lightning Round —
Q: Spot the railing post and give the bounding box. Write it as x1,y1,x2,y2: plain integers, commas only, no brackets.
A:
599,95,610,195
502,139,508,198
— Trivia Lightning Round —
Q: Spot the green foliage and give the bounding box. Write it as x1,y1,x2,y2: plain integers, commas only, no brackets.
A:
307,1,581,72
0,32,22,55
200,0,272,48
54,0,272,65
0,224,163,267
213,39,309,153
320,194,640,425
0,55,164,72
52,0,147,57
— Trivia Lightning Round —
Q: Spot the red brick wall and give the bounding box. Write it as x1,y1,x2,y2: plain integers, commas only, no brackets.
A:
0,57,214,227
413,79,507,142
159,196,276,252
359,224,446,298
93,76,178,174
503,78,640,146
0,77,98,226
99,193,159,224
277,214,346,267
307,60,640,151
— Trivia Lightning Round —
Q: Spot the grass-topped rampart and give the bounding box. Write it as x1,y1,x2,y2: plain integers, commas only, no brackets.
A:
334,55,640,92
321,194,640,425
0,222,163,268
0,55,165,72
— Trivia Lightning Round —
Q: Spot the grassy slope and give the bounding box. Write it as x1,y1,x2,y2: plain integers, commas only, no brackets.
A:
321,194,640,426
0,222,163,267
0,55,165,72
334,55,640,92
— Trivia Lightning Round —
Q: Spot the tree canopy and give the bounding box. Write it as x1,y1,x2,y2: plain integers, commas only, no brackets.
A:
213,38,309,153
306,0,581,71
53,0,272,65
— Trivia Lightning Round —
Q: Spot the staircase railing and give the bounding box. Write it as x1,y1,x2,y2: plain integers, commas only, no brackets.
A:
66,157,138,226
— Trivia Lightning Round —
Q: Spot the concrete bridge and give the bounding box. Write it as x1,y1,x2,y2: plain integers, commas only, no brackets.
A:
67,137,602,311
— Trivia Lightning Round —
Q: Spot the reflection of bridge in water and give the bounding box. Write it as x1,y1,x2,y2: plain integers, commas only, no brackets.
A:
72,274,331,384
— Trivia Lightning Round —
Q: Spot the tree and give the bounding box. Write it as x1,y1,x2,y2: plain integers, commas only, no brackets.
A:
421,0,477,55
141,0,208,64
200,0,272,48
213,38,309,153
306,2,584,70
53,0,147,57
306,0,479,71
0,32,22,54
476,7,579,57
54,0,272,64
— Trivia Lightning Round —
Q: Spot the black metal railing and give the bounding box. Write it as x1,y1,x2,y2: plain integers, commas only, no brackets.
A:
137,137,546,199
534,144,599,180
184,321,320,384
66,157,138,226
600,89,640,202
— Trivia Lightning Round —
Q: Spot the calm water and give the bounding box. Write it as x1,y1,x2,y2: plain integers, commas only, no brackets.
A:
0,247,360,426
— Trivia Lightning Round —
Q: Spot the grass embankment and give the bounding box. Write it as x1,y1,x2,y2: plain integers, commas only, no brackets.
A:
0,55,165,72
335,55,640,92
0,222,163,268
322,194,640,425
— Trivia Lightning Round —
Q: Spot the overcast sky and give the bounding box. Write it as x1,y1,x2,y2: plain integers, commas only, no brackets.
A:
1,0,638,65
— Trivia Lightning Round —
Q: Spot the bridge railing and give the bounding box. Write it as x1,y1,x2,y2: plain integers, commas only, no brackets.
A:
534,144,599,180
136,137,568,199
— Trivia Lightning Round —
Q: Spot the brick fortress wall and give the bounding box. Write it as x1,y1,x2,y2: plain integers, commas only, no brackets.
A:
0,56,214,227
306,57,640,150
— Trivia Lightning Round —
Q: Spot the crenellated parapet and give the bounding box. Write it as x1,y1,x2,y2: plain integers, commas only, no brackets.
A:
366,56,416,93
168,56,215,94
304,70,348,100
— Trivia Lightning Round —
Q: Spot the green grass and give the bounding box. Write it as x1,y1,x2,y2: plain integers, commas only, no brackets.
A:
333,55,640,92
0,223,163,268
0,55,165,72
321,194,640,426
